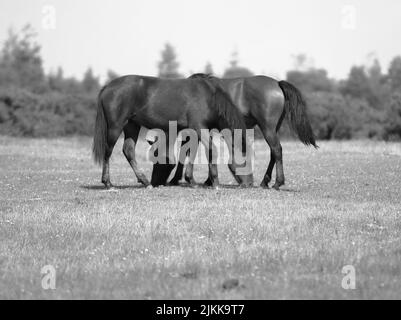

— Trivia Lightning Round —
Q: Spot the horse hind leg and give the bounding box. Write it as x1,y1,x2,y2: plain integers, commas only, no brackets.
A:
123,124,150,187
101,149,113,189
169,162,184,186
199,131,219,188
203,138,219,186
101,126,121,189
258,95,286,189
184,146,198,186
180,135,199,186
169,136,190,185
261,128,284,190
260,152,275,188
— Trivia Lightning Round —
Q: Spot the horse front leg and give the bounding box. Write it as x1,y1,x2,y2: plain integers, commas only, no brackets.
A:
199,131,219,188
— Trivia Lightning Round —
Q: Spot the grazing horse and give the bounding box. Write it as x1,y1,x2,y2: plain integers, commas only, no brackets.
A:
164,74,317,189
92,74,252,188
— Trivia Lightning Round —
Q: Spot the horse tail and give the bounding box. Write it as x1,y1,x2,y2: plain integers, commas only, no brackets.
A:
278,80,318,148
92,86,108,165
190,74,245,131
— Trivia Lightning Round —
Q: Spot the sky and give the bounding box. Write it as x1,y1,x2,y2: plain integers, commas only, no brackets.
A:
0,0,400,81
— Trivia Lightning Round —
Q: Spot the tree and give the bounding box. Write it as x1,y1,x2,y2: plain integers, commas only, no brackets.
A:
307,92,351,139
286,68,334,93
0,24,45,91
292,53,314,72
388,56,401,92
48,67,64,91
384,92,401,140
157,43,182,79
204,61,214,75
340,64,388,108
340,66,370,98
106,69,120,84
222,50,253,78
82,67,100,94
306,91,384,140
365,59,389,108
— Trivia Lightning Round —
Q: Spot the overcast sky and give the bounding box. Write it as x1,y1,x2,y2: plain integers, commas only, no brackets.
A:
0,0,400,81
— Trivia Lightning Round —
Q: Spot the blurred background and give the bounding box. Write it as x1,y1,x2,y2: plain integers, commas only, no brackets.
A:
0,0,400,140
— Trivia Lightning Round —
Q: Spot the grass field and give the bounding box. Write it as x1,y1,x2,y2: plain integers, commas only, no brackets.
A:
0,135,400,299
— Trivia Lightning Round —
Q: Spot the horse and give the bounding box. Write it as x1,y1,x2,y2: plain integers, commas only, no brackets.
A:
92,74,253,188
159,74,317,190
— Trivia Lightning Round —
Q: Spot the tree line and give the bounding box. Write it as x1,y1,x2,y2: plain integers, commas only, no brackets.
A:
0,25,400,140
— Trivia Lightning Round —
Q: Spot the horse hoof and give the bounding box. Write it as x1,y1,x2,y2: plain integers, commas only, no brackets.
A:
146,185,153,190
103,184,117,192
169,179,180,186
104,182,113,189
272,182,284,190
140,180,151,187
185,177,197,186
240,183,252,188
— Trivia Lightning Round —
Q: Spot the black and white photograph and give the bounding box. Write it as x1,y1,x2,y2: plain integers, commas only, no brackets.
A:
0,0,400,304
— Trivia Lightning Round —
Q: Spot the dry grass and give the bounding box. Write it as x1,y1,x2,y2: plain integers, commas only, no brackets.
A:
0,136,400,299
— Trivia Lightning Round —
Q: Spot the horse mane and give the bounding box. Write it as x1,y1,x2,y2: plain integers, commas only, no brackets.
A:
188,73,246,130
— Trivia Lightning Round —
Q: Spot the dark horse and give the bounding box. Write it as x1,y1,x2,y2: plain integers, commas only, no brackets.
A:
159,74,317,189
92,75,252,188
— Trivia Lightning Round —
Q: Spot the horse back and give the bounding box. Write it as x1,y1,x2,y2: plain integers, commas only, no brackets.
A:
222,76,285,127
100,75,209,131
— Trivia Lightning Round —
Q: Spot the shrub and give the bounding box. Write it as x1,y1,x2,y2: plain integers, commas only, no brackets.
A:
0,86,96,137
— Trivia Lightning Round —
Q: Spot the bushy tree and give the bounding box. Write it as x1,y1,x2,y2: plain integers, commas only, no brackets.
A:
48,67,65,91
0,87,96,136
204,61,214,75
292,53,314,71
340,66,370,98
48,66,87,95
384,92,401,140
157,43,182,79
287,69,334,93
223,50,253,78
106,69,120,84
339,64,388,109
365,59,389,108
306,92,384,140
0,25,46,91
306,92,351,139
388,56,401,92
82,67,100,94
